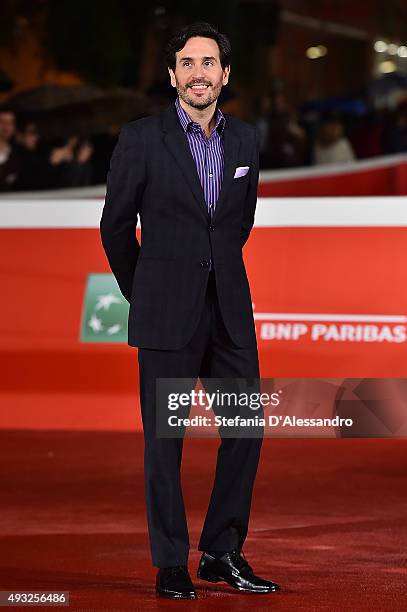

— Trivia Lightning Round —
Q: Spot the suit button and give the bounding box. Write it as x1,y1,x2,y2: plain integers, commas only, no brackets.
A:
200,260,210,268
209,225,214,231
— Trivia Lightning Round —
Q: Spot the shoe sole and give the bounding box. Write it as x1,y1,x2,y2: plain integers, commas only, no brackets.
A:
156,588,197,599
197,569,280,593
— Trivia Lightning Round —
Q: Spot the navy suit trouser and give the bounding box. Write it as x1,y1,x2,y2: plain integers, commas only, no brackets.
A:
137,270,263,568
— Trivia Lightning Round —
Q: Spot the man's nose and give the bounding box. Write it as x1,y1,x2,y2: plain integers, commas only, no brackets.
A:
191,66,205,79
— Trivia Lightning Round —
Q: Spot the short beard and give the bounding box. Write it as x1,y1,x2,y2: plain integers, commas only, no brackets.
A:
176,78,222,110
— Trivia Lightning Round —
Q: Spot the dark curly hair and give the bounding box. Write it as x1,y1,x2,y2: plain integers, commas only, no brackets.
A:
165,21,232,71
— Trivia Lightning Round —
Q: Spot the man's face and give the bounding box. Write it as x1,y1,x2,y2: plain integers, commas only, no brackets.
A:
0,112,16,142
168,36,230,111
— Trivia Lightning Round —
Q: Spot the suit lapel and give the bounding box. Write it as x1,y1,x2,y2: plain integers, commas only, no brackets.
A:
160,103,241,222
162,128,209,219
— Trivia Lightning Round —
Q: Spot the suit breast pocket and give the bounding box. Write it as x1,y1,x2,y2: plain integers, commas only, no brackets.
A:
233,165,251,180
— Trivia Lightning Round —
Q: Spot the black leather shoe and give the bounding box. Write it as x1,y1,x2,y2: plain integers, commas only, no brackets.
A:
197,550,281,593
156,565,197,599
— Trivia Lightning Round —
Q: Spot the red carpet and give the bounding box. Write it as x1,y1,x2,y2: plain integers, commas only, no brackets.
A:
0,431,406,610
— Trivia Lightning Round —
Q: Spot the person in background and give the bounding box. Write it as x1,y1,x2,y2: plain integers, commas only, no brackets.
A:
257,92,307,169
254,94,273,168
0,107,22,191
91,123,120,185
313,113,356,165
15,121,49,190
383,104,407,155
48,134,94,188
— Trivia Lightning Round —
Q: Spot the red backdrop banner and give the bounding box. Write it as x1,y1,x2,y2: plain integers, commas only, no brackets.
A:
1,193,407,429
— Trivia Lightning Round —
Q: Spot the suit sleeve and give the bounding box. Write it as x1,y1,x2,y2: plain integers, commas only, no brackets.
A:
240,125,260,249
100,124,147,303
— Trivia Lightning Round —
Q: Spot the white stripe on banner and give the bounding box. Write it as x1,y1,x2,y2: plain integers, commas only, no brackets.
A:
0,200,104,228
0,196,406,228
254,196,407,227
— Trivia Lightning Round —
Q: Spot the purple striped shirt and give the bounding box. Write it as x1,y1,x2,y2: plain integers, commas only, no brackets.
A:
175,96,225,218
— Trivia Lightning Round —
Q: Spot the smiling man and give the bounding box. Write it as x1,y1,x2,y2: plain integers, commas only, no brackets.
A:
168,34,227,139
100,21,281,600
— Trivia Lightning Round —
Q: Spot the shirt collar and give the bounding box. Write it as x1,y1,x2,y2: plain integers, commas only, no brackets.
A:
175,96,225,135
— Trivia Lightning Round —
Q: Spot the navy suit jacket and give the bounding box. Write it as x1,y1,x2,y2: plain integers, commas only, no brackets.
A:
100,102,260,350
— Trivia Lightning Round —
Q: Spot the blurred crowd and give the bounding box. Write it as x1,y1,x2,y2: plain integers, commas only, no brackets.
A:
254,93,407,170
0,108,119,192
0,97,406,192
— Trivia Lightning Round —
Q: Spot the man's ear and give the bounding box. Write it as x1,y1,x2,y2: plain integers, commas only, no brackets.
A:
222,65,230,86
168,67,176,88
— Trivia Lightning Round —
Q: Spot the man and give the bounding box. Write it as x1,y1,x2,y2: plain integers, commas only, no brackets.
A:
100,22,281,599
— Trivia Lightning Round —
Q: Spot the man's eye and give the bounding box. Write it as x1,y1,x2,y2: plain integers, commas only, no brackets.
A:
182,61,213,67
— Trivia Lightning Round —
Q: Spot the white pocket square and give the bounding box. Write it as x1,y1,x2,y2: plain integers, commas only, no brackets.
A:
234,165,250,178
